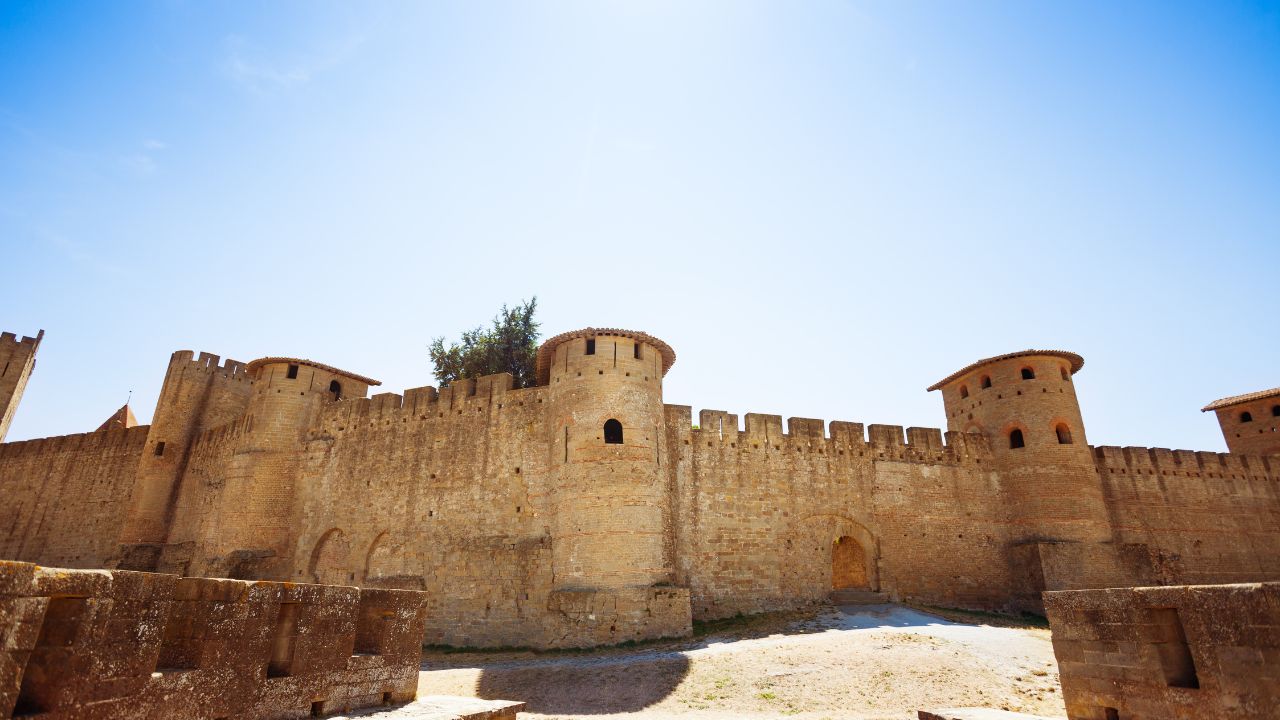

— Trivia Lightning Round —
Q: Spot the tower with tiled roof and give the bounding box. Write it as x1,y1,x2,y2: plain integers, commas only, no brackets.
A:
95,404,138,432
929,349,1113,609
1203,387,1280,456
537,328,690,644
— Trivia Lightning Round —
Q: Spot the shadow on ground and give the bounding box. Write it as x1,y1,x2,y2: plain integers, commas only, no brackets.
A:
431,604,1044,716
474,653,690,714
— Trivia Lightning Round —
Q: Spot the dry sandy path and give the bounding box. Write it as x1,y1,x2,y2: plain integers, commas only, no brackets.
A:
415,604,1067,720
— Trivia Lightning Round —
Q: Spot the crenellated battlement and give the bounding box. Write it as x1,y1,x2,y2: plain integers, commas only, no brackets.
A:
0,329,43,350
168,350,251,380
0,424,148,459
674,407,992,465
1092,444,1278,481
6,323,1280,650
312,372,548,437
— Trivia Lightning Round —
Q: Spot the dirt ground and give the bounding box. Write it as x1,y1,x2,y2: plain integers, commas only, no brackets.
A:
414,604,1067,720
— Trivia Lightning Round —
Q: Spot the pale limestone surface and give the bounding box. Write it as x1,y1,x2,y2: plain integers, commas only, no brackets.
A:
0,328,1278,650
918,710,1063,720
337,696,524,720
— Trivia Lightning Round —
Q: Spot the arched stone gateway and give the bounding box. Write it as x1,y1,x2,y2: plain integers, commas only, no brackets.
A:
785,514,879,600
832,535,869,590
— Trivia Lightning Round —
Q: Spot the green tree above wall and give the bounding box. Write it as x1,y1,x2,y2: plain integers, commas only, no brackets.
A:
429,298,541,389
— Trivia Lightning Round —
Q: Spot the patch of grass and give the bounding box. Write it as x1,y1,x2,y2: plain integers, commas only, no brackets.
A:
758,691,777,700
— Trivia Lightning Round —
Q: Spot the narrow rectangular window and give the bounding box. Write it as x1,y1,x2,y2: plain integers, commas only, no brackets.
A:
585,339,595,355
655,424,660,466
266,602,300,678
564,426,569,463
634,343,641,360
353,600,391,656
16,597,89,714
1150,607,1199,689
154,441,166,457
286,364,299,379
1,362,8,377
155,598,200,671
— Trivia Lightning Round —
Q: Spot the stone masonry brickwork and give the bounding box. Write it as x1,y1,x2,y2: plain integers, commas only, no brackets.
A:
0,559,429,719
0,326,1277,649
1202,387,1280,458
1044,582,1280,719
0,331,41,444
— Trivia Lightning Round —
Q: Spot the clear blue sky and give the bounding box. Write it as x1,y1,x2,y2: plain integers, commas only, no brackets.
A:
2,1,1277,451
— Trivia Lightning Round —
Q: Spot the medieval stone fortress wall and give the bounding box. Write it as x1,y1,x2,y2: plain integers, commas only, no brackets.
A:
0,326,1277,650
0,330,42,444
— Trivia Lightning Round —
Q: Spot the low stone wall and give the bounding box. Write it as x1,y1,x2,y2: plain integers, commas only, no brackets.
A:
1044,582,1279,720
0,560,428,719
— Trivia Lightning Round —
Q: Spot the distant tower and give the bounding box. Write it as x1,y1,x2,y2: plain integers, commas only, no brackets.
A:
0,330,43,443
537,327,689,643
929,350,1113,608
117,351,256,570
199,357,378,579
1202,387,1280,456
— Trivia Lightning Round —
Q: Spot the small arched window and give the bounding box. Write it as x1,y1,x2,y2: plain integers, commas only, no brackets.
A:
1009,428,1025,449
1060,367,1070,381
604,419,623,444
1055,424,1073,444
329,380,342,401
1240,411,1253,423
980,376,992,389
1021,367,1035,380
959,385,969,399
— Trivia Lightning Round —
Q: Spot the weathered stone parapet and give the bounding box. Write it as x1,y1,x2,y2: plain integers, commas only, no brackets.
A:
0,560,429,719
1044,582,1280,720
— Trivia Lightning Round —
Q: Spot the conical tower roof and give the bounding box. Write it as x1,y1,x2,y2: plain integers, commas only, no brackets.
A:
96,404,138,432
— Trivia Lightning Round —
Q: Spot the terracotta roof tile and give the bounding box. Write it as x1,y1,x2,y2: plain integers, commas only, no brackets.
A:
536,328,675,386
927,349,1084,392
95,404,138,432
245,357,381,386
1201,387,1280,412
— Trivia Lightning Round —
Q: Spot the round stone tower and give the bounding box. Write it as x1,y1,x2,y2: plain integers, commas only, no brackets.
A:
206,357,377,578
928,349,1109,546
929,350,1119,612
1202,388,1280,457
535,328,690,646
538,328,676,589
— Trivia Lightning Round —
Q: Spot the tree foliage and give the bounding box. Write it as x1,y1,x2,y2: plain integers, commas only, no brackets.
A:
429,298,541,389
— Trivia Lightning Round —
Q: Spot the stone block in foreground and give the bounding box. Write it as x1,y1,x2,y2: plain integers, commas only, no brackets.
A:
1044,582,1280,720
919,710,1063,720
393,696,525,719
0,559,443,719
